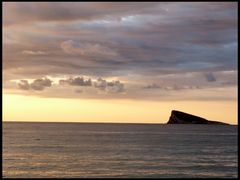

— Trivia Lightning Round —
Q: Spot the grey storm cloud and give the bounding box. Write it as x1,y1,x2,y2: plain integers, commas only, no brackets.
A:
3,2,237,78
18,77,52,91
59,77,92,86
3,2,237,100
205,72,217,82
94,78,124,93
3,2,163,26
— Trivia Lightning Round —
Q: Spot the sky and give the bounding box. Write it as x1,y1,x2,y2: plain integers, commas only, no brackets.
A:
2,2,238,124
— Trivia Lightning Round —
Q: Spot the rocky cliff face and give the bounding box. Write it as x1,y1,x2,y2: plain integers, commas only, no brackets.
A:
167,110,228,125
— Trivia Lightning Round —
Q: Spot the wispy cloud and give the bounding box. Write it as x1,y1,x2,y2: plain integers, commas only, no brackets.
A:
61,40,117,56
22,50,48,55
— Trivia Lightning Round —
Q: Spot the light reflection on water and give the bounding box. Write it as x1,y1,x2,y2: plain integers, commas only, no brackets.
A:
3,122,238,178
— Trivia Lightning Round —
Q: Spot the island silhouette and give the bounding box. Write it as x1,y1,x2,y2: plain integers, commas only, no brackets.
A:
167,110,229,125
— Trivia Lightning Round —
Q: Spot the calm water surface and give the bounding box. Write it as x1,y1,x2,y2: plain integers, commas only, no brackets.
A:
3,122,238,178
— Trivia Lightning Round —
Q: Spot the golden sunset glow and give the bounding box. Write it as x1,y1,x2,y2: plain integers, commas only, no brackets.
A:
3,2,238,125
3,94,237,124
3,3,238,179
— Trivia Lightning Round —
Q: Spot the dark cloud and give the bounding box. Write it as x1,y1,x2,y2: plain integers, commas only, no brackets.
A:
18,77,52,91
3,2,237,78
221,81,237,86
18,80,30,90
94,78,124,93
142,83,202,91
59,77,92,86
163,85,196,91
30,78,52,90
3,2,237,100
143,83,161,89
61,40,117,57
94,77,107,90
205,72,217,82
3,2,163,26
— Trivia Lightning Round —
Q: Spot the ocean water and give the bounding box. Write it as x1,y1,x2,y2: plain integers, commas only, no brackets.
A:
3,122,238,178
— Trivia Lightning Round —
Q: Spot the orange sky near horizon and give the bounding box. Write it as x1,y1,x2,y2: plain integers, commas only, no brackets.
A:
3,94,238,125
3,3,238,125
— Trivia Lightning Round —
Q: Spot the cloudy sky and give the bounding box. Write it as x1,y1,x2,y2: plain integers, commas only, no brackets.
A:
3,2,238,124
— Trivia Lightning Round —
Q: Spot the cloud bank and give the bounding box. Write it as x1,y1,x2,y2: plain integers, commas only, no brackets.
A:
59,76,92,86
3,2,237,100
18,78,52,91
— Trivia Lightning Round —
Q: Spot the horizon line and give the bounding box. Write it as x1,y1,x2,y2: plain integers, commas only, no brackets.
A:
2,120,237,125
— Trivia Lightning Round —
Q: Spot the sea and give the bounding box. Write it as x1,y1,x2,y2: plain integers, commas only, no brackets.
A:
3,122,238,178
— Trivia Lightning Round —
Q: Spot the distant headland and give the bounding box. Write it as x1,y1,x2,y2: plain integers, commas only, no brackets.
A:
167,110,229,125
